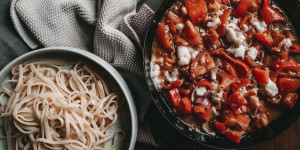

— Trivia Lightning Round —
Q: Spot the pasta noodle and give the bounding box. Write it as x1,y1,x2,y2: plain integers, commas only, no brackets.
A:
0,62,125,150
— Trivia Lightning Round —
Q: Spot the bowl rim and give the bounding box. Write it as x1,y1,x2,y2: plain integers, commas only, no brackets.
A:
0,46,138,150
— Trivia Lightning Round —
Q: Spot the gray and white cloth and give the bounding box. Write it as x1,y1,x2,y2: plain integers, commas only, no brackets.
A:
10,0,170,146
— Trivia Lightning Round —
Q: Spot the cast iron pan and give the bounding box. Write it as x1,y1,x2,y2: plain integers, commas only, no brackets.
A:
144,0,300,149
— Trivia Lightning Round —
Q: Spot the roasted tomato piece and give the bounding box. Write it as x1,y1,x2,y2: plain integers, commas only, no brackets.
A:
190,52,215,79
183,20,202,45
193,105,206,113
278,78,300,94
289,43,300,53
222,110,236,126
218,70,235,90
222,60,238,81
166,11,183,24
195,80,213,89
231,0,252,16
260,6,285,24
213,50,250,78
156,23,174,51
180,97,192,113
205,28,221,50
169,88,180,107
254,33,273,49
195,106,212,121
253,68,269,84
281,93,298,109
217,8,231,36
235,115,251,131
184,0,207,24
272,59,300,73
231,79,250,91
228,91,248,115
226,130,243,143
214,121,227,134
162,80,182,90
263,0,270,8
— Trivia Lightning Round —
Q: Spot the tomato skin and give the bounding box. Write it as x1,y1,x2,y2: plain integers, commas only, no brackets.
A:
254,33,273,49
180,97,192,114
245,55,260,68
228,91,248,115
213,50,250,78
222,110,236,126
190,52,215,79
166,11,183,24
184,0,207,24
231,79,251,91
156,23,174,51
235,115,251,131
217,8,231,36
263,0,270,8
193,105,206,113
289,43,300,53
272,59,300,73
231,0,252,16
169,88,180,107
214,121,227,134
226,130,243,143
278,78,300,94
253,68,269,84
260,6,285,24
195,80,213,89
183,20,202,45
196,106,212,121
222,60,238,80
282,93,298,109
162,80,182,90
218,70,235,90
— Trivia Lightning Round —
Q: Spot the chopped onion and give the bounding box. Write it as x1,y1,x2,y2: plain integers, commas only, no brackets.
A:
204,90,212,98
195,97,211,108
202,122,216,136
191,87,198,102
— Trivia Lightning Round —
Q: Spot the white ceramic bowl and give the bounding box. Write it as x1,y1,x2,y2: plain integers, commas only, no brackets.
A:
0,47,138,150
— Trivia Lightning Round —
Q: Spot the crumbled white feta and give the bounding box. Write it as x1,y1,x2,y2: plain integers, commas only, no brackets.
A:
282,38,292,50
207,18,221,29
239,87,248,95
211,82,218,90
151,63,160,78
227,45,246,59
150,61,163,90
247,47,258,60
263,79,278,97
226,23,246,46
201,54,206,65
211,69,217,80
243,24,249,32
164,69,178,83
177,46,192,66
176,23,184,33
251,20,267,33
196,87,207,96
192,51,199,59
212,90,223,103
199,28,206,36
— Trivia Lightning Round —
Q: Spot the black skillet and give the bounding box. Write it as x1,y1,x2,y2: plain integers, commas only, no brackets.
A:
143,0,300,149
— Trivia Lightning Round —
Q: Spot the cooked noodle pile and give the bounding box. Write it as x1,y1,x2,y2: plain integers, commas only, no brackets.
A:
0,62,125,150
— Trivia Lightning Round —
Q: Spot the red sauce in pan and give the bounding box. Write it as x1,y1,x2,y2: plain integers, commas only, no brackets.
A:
151,0,300,143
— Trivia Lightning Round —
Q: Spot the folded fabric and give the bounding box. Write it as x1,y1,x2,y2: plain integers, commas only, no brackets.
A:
10,0,174,147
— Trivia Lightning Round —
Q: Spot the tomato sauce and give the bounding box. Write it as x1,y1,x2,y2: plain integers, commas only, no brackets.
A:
151,0,300,143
